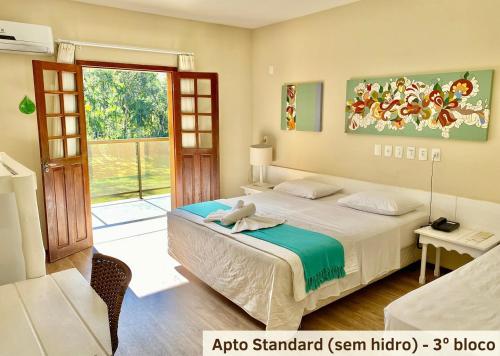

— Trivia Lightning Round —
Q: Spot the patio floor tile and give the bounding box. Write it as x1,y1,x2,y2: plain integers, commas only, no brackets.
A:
145,195,171,211
92,199,166,225
92,214,105,228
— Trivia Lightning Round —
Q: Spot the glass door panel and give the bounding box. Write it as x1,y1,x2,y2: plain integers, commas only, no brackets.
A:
64,94,78,113
65,117,79,135
43,70,59,91
49,139,64,159
181,115,196,131
198,133,212,148
181,97,195,113
182,133,197,148
66,138,81,157
197,97,212,113
197,79,211,95
47,117,62,137
61,72,77,91
180,78,195,95
45,94,61,114
198,116,212,131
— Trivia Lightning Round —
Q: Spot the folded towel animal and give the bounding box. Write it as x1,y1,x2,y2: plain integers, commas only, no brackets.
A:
203,200,285,233
232,200,244,210
203,200,246,223
232,215,286,233
220,203,256,225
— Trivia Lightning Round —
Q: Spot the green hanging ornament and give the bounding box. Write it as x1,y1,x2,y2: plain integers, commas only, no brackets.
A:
19,96,36,115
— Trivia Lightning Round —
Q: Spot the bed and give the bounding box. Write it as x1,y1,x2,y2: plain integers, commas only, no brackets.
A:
168,190,428,330
385,245,500,330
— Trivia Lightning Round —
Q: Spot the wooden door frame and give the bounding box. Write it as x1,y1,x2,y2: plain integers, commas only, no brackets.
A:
76,60,178,207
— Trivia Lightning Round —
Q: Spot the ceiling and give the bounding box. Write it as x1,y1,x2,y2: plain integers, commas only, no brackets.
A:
73,0,360,29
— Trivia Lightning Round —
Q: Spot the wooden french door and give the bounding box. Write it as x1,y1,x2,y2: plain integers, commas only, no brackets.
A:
32,61,93,262
171,72,220,208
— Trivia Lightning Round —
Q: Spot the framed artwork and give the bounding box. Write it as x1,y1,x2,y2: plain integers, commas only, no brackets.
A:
281,81,323,132
345,70,493,140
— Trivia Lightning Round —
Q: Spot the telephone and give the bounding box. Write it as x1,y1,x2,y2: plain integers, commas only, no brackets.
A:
431,217,460,232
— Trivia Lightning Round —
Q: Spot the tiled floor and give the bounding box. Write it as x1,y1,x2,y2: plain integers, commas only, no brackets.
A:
95,227,187,298
145,196,171,211
91,195,170,244
90,195,174,297
92,195,170,226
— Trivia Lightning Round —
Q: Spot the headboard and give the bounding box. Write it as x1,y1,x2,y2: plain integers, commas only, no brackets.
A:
260,165,500,235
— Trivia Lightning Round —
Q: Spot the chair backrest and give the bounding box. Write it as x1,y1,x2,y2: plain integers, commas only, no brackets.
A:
90,253,132,354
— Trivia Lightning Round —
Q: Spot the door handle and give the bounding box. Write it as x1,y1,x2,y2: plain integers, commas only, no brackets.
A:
42,161,55,173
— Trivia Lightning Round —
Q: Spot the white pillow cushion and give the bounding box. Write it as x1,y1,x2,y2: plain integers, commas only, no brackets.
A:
337,191,421,216
273,179,341,199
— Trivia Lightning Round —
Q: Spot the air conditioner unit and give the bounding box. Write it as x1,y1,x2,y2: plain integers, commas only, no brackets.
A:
0,20,54,55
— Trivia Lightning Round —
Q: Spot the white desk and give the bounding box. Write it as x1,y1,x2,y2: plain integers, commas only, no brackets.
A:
0,268,112,356
415,226,500,284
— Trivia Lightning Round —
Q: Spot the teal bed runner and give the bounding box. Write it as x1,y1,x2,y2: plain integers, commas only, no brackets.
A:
179,201,346,293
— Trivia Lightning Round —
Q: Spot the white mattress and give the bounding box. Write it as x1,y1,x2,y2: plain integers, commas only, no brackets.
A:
221,192,426,249
385,245,500,330
168,191,428,329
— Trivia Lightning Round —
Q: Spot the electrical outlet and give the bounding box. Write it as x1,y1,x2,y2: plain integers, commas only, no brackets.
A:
374,144,382,156
406,146,416,160
268,65,275,75
431,148,441,162
395,145,403,159
419,148,428,161
384,145,393,157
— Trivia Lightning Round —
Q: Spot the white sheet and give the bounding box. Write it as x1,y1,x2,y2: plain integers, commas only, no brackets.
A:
168,191,428,329
385,245,500,330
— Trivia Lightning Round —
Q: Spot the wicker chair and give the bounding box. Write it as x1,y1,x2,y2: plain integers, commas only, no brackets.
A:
91,253,132,354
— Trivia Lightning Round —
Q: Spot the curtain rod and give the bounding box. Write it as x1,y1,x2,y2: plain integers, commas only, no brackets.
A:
56,39,194,56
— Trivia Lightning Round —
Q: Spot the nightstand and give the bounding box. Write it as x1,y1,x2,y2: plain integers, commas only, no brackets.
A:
415,225,500,284
240,184,273,195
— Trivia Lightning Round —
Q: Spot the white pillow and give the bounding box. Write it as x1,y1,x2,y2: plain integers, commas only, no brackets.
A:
273,179,342,199
337,191,421,216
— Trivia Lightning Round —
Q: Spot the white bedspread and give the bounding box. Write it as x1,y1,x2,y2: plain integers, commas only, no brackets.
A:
168,191,428,329
385,245,500,330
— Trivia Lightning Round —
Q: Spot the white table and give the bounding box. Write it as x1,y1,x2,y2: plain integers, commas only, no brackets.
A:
415,226,500,284
0,268,112,356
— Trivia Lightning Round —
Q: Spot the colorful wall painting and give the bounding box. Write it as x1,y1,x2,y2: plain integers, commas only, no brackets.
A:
285,84,297,130
345,70,493,141
281,82,323,132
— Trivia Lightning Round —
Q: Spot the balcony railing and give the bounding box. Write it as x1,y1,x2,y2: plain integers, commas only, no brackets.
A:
88,137,170,203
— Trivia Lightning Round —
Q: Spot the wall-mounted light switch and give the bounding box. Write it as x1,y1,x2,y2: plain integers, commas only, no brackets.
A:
395,145,403,159
384,145,393,157
374,144,382,156
406,146,416,160
419,148,428,161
